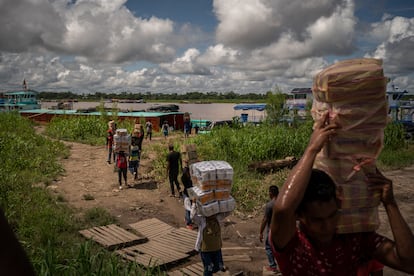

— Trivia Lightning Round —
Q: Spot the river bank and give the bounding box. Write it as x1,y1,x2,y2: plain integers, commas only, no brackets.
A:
40,101,266,122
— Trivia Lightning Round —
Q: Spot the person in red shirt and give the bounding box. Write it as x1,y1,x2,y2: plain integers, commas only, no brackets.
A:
116,151,128,190
270,112,414,275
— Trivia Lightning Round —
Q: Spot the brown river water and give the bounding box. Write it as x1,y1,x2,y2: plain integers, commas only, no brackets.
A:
41,101,265,122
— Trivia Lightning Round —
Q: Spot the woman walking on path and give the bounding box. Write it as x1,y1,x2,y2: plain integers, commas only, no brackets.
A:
145,120,153,140
162,121,169,139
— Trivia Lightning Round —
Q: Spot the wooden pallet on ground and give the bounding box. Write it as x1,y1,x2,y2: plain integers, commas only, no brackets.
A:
168,262,243,276
79,224,147,250
129,218,175,239
116,239,190,267
168,262,204,276
154,227,198,254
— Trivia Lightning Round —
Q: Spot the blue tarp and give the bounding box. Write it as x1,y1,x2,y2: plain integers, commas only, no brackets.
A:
233,104,266,111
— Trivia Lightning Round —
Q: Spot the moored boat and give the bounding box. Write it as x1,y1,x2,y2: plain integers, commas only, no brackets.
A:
0,90,41,111
146,104,179,112
0,80,41,111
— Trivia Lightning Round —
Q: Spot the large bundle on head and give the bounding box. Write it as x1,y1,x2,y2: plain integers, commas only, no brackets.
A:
134,123,141,131
108,120,116,131
113,128,131,153
312,58,388,233
181,144,199,168
187,161,235,217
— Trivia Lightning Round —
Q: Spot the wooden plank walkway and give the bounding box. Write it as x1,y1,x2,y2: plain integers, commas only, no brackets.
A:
154,227,198,254
79,224,147,250
168,262,242,276
167,253,250,275
116,239,190,267
168,262,204,276
129,218,175,239
80,219,248,274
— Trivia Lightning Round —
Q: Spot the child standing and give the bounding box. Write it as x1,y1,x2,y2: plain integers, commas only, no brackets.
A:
116,151,128,190
129,140,140,181
145,120,153,140
259,185,279,274
162,121,169,139
181,162,193,229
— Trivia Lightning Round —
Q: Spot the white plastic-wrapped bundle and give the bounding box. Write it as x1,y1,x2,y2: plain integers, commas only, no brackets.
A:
312,58,387,233
218,196,236,213
116,128,128,136
190,161,234,188
187,186,215,205
190,161,217,187
211,160,234,182
214,189,231,201
188,160,235,217
197,201,220,217
113,133,131,153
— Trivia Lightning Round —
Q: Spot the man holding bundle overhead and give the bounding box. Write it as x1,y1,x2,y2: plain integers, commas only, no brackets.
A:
270,58,414,275
270,113,414,275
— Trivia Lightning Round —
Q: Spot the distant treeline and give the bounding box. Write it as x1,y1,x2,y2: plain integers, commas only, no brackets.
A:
38,91,269,101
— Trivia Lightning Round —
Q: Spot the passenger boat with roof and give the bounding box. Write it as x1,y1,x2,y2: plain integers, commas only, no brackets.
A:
0,80,41,111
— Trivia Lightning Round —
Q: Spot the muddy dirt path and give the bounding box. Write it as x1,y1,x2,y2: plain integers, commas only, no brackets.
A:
46,134,267,275
44,129,414,276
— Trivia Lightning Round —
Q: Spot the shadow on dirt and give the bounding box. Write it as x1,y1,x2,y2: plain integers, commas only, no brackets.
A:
130,180,158,190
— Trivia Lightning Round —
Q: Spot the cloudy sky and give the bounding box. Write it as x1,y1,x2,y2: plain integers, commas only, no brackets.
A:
0,0,413,94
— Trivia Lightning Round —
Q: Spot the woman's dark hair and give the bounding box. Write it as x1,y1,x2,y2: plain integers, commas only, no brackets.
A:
297,169,336,213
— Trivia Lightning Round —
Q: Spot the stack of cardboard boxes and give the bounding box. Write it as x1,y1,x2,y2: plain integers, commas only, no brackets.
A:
187,160,235,217
181,144,199,168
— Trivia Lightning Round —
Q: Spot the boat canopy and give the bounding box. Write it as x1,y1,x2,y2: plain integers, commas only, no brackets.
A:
233,104,266,111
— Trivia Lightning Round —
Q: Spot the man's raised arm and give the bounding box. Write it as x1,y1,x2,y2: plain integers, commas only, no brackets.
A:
271,113,339,249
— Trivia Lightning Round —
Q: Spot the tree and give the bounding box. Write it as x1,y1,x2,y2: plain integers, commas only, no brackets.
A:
265,86,287,124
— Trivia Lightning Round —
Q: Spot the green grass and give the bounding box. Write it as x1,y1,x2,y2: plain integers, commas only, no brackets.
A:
377,121,414,170
184,121,313,211
45,115,135,145
180,120,414,212
83,207,115,227
2,111,414,274
0,112,166,275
